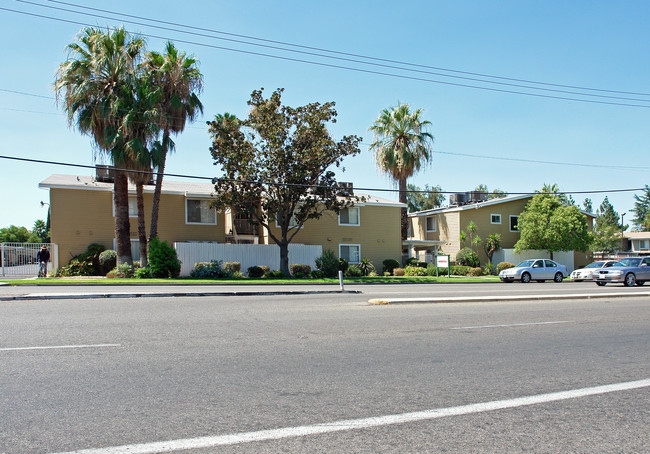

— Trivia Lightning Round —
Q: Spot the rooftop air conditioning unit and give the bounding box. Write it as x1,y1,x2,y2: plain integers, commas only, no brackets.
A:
449,192,466,206
467,191,488,203
95,165,114,183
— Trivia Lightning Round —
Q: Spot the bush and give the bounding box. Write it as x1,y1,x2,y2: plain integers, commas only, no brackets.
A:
456,247,479,267
393,267,405,276
344,265,363,277
134,267,152,279
404,265,427,276
110,263,134,278
315,249,340,278
382,258,400,274
58,243,108,276
191,260,232,279
468,267,483,276
223,261,241,273
357,258,376,276
497,262,515,274
405,257,428,268
451,265,470,276
148,237,181,278
483,262,495,276
98,249,117,276
310,270,325,279
338,258,349,272
290,264,311,278
247,265,265,278
265,269,286,279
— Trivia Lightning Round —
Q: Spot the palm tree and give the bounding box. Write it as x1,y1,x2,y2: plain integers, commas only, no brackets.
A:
55,26,146,265
369,103,434,239
143,42,203,242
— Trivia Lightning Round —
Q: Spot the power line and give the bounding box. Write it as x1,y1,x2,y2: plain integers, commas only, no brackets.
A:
1,154,645,196
4,5,650,108
38,0,650,98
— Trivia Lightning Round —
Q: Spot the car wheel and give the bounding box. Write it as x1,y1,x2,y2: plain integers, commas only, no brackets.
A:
596,281,606,286
521,272,531,283
553,272,563,283
636,281,645,286
624,273,636,287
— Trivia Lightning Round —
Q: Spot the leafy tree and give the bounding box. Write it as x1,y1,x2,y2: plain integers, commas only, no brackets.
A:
582,198,593,213
591,196,626,253
55,26,147,265
515,186,591,258
369,103,434,239
596,196,622,228
484,233,502,264
631,185,650,231
32,219,50,243
406,184,445,212
143,42,204,242
208,88,362,275
0,225,31,243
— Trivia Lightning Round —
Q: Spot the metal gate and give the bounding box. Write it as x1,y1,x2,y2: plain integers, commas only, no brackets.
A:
0,243,58,277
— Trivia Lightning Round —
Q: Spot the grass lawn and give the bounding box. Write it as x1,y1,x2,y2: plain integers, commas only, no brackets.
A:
0,275,500,285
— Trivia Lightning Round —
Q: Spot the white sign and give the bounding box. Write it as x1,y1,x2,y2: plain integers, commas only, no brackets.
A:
436,255,449,267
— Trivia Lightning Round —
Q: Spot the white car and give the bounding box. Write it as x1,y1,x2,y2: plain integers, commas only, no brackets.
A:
499,259,568,283
570,260,618,282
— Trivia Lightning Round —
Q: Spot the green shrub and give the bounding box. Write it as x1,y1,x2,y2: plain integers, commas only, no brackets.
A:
451,265,470,276
393,267,405,276
134,267,152,279
265,269,286,279
497,262,515,274
382,258,400,274
456,247,479,267
468,267,483,276
383,271,391,276
482,262,495,276
338,258,349,272
357,258,376,276
247,265,265,278
148,237,181,278
223,261,241,273
290,264,311,278
432,266,449,276
344,265,363,277
315,249,340,278
405,258,428,268
310,270,325,279
110,263,134,278
405,265,427,276
191,260,232,279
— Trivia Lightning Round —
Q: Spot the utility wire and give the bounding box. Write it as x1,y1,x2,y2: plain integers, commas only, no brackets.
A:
39,0,650,98
1,154,645,196
3,6,650,108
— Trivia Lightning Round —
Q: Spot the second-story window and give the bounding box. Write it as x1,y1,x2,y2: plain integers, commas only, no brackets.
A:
339,207,360,226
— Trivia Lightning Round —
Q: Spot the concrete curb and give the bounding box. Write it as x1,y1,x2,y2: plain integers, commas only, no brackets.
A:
0,289,361,302
368,291,650,305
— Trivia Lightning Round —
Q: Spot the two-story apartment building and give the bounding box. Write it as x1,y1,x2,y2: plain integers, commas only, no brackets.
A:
39,172,404,272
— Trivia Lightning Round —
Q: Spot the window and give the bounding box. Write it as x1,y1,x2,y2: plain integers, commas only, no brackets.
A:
186,199,216,224
544,260,556,268
339,244,360,264
490,214,501,224
639,239,649,250
426,216,436,232
339,207,360,226
112,196,138,218
509,215,519,232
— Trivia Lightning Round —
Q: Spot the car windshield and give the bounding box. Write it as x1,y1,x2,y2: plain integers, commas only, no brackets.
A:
614,258,642,267
517,260,535,267
585,261,605,268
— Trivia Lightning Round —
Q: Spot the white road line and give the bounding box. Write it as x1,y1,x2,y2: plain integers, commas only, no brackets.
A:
0,344,121,352
51,378,650,454
450,321,570,330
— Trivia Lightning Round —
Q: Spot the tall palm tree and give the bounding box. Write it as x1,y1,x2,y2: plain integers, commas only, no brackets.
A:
55,26,146,265
369,103,434,239
143,41,203,242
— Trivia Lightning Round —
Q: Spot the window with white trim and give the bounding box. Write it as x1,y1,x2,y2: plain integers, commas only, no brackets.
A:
186,199,216,224
339,207,360,226
490,214,501,224
426,216,436,232
112,196,138,218
509,215,519,232
339,244,360,264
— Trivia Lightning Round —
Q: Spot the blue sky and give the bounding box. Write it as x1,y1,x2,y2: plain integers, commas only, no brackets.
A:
1,0,649,229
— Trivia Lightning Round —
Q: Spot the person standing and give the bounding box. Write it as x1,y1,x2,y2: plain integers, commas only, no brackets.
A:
37,245,50,277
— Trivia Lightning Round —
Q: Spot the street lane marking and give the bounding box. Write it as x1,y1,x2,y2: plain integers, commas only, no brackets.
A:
51,378,650,454
0,344,120,352
450,321,570,330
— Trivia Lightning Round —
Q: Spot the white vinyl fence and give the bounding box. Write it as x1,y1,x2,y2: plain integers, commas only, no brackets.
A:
1,243,58,277
174,242,322,277
493,248,575,273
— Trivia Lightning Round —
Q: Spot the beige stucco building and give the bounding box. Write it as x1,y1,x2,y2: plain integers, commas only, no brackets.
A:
39,173,404,271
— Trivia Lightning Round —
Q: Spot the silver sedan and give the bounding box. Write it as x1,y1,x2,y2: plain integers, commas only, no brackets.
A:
570,260,618,281
499,259,568,283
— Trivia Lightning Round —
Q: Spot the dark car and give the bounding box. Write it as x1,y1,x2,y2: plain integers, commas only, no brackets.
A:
592,257,650,287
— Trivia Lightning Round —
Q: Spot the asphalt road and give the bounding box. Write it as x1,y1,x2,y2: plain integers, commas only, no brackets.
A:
1,289,648,453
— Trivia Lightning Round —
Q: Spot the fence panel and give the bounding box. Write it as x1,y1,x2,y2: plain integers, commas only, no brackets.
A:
1,243,58,277
174,242,322,276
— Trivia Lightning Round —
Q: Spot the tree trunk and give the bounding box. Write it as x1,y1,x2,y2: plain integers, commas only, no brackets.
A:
399,178,408,240
149,145,167,242
113,170,133,265
279,241,290,276
136,183,148,267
